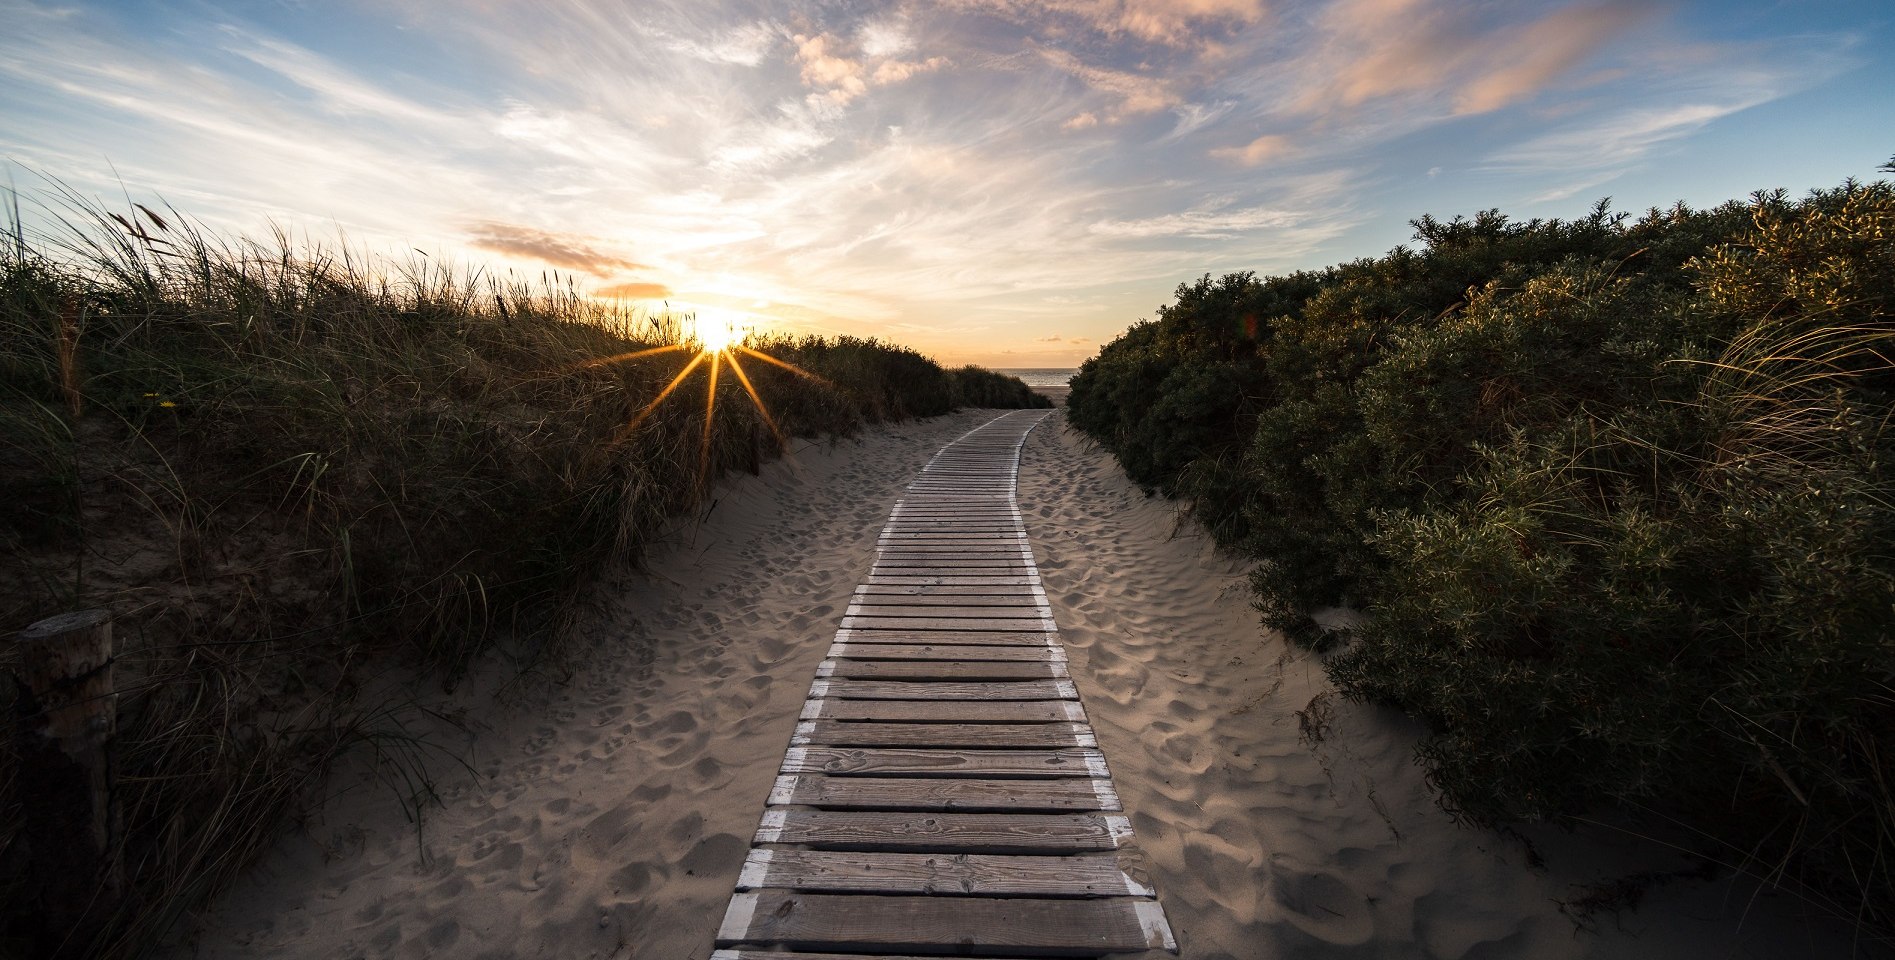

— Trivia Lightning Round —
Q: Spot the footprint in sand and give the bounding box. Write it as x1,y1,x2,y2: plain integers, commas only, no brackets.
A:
1268,858,1374,947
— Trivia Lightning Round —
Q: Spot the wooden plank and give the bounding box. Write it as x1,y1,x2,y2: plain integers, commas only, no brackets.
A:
878,538,1024,546
863,576,1037,586
854,585,1043,598
736,849,1150,897
781,746,1105,778
817,660,1066,680
848,603,1047,617
880,525,1021,532
714,951,1016,960
875,544,1024,552
769,774,1119,812
871,560,1031,569
897,495,1012,502
717,892,1172,954
829,643,1063,661
880,528,1022,534
874,549,1025,556
752,810,1131,852
874,552,1027,560
890,515,1016,520
841,617,1052,632
810,678,1074,701
793,721,1096,749
803,700,1083,723
837,636,1061,651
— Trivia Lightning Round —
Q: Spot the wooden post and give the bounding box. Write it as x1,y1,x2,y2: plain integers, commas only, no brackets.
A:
13,609,121,956
747,420,766,475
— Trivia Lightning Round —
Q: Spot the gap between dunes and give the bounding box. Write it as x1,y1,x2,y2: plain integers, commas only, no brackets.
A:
178,410,1860,959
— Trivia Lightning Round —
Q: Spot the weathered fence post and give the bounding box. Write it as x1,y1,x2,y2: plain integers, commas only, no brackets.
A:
747,420,766,475
13,609,121,955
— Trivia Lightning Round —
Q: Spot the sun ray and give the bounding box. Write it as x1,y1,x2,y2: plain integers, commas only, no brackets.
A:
699,348,721,485
723,349,788,452
615,350,707,443
733,344,837,388
568,342,686,372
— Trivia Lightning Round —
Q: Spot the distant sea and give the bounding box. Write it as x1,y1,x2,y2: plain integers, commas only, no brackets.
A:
994,368,1078,387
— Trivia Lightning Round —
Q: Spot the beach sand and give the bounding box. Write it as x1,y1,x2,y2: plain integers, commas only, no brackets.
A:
177,410,1863,959
1033,384,1071,406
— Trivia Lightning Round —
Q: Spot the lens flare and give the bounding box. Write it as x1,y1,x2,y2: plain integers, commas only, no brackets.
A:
584,322,829,491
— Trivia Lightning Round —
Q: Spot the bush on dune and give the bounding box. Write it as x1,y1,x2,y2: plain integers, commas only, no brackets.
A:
944,364,1053,409
1068,179,1895,929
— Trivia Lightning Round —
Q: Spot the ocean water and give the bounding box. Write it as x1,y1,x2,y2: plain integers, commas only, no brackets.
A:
994,368,1078,387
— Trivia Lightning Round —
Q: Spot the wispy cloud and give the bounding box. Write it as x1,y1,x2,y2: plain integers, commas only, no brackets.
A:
1289,0,1654,116
1091,198,1309,239
944,0,1265,47
595,281,674,299
466,223,646,275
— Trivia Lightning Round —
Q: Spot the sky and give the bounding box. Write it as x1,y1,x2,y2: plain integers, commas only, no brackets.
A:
2,0,1890,366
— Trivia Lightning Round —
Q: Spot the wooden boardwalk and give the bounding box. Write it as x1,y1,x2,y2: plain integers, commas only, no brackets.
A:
713,410,1176,958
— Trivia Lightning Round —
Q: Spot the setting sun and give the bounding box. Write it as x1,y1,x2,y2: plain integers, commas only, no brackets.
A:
694,317,740,354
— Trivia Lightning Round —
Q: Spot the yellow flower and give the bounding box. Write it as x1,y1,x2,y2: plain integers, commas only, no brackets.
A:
159,400,176,408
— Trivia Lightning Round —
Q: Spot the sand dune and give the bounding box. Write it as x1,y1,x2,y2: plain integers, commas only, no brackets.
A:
179,410,1862,959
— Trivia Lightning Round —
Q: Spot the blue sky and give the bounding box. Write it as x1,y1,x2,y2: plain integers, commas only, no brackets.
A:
3,0,1889,365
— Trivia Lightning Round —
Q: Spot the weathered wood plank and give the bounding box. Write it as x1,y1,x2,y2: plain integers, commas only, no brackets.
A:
809,678,1075,701
802,699,1083,723
781,746,1104,778
847,603,1048,617
829,642,1063,661
792,720,1097,748
863,575,1037,587
880,526,1021,533
878,533,1021,540
877,545,1023,551
713,951,1016,960
871,553,1029,562
736,849,1150,897
752,810,1130,852
852,594,1046,609
876,550,1025,557
854,586,1043,598
717,892,1173,954
870,560,1031,570
769,774,1119,812
834,629,1061,646
816,659,1066,680
883,516,1021,522
841,617,1051,632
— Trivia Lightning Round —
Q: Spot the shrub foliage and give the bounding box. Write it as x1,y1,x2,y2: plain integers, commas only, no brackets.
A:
1068,181,1894,924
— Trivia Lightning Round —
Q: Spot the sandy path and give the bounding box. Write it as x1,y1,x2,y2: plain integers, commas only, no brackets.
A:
182,408,1863,960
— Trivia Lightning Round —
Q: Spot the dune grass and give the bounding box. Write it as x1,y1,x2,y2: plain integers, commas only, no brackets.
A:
0,187,1041,958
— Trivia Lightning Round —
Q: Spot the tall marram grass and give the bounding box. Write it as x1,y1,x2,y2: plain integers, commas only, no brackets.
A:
1068,178,1894,940
0,188,1041,958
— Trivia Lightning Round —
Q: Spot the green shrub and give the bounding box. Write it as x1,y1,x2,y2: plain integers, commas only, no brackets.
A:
943,365,1052,409
1068,179,1895,927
